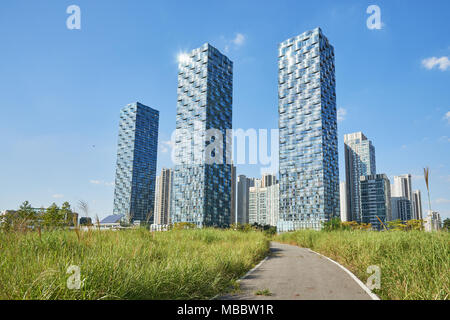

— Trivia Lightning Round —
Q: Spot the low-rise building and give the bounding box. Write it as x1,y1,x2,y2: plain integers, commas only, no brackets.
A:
99,214,124,229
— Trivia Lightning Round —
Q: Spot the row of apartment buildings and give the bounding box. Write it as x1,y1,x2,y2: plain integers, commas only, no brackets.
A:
111,27,443,231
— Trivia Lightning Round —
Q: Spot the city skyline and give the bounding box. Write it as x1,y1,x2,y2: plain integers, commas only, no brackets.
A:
1,1,449,221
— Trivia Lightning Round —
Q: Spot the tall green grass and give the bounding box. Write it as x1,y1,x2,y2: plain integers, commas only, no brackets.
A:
0,228,269,300
275,230,449,300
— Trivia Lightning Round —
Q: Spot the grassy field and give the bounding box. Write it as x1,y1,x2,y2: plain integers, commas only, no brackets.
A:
275,230,450,300
0,228,269,300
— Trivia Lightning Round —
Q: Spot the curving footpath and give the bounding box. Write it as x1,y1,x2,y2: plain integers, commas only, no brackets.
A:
220,242,377,300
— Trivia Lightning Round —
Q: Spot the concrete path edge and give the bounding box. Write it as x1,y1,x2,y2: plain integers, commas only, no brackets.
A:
307,248,380,300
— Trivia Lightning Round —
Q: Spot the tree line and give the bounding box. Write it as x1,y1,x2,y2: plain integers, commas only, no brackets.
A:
0,201,78,232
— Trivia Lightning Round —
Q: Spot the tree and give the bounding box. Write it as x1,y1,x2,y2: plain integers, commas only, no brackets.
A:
406,219,424,231
172,222,196,230
387,219,406,231
0,201,38,232
323,217,343,231
42,203,64,229
60,201,77,226
443,218,450,231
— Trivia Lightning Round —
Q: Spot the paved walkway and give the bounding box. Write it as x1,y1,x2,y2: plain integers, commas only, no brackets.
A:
220,242,374,300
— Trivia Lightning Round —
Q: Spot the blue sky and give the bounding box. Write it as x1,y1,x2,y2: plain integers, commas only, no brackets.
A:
0,0,449,220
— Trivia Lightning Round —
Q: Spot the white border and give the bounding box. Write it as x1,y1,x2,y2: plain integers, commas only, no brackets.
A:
308,249,380,300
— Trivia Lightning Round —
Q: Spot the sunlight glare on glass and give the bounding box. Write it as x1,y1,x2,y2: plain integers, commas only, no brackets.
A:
177,52,191,66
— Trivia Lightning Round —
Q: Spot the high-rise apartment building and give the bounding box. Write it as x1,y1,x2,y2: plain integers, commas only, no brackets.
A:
267,183,279,227
249,182,279,226
113,102,159,223
360,174,391,230
412,190,423,220
154,168,173,225
261,173,277,187
230,165,236,224
249,184,267,225
391,197,412,221
278,28,339,231
171,43,233,228
344,132,376,223
391,174,415,218
236,175,255,224
339,181,348,222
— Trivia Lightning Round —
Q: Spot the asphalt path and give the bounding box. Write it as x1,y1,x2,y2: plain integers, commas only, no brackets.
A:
219,242,375,300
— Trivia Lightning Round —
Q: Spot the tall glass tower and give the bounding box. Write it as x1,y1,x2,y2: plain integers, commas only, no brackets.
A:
171,43,233,228
278,28,339,231
113,102,159,224
344,132,376,222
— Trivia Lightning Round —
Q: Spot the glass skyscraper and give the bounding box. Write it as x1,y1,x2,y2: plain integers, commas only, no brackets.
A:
344,132,376,222
113,102,159,224
278,28,339,231
360,174,391,230
171,43,233,228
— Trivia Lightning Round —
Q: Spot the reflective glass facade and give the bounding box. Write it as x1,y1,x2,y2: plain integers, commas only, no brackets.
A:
113,102,159,223
344,132,376,222
278,28,339,231
172,43,233,228
360,174,391,230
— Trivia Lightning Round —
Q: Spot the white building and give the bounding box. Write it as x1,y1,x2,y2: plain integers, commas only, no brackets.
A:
412,190,423,220
267,184,279,227
249,182,279,227
150,224,169,232
424,211,442,232
391,174,417,218
154,168,173,225
339,181,348,222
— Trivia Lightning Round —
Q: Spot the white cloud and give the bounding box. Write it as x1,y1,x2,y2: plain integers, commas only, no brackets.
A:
337,108,347,122
90,180,113,187
422,56,450,71
444,111,450,124
439,136,450,143
232,33,245,46
434,198,450,204
224,33,246,53
161,140,174,153
163,140,174,147
52,194,64,199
